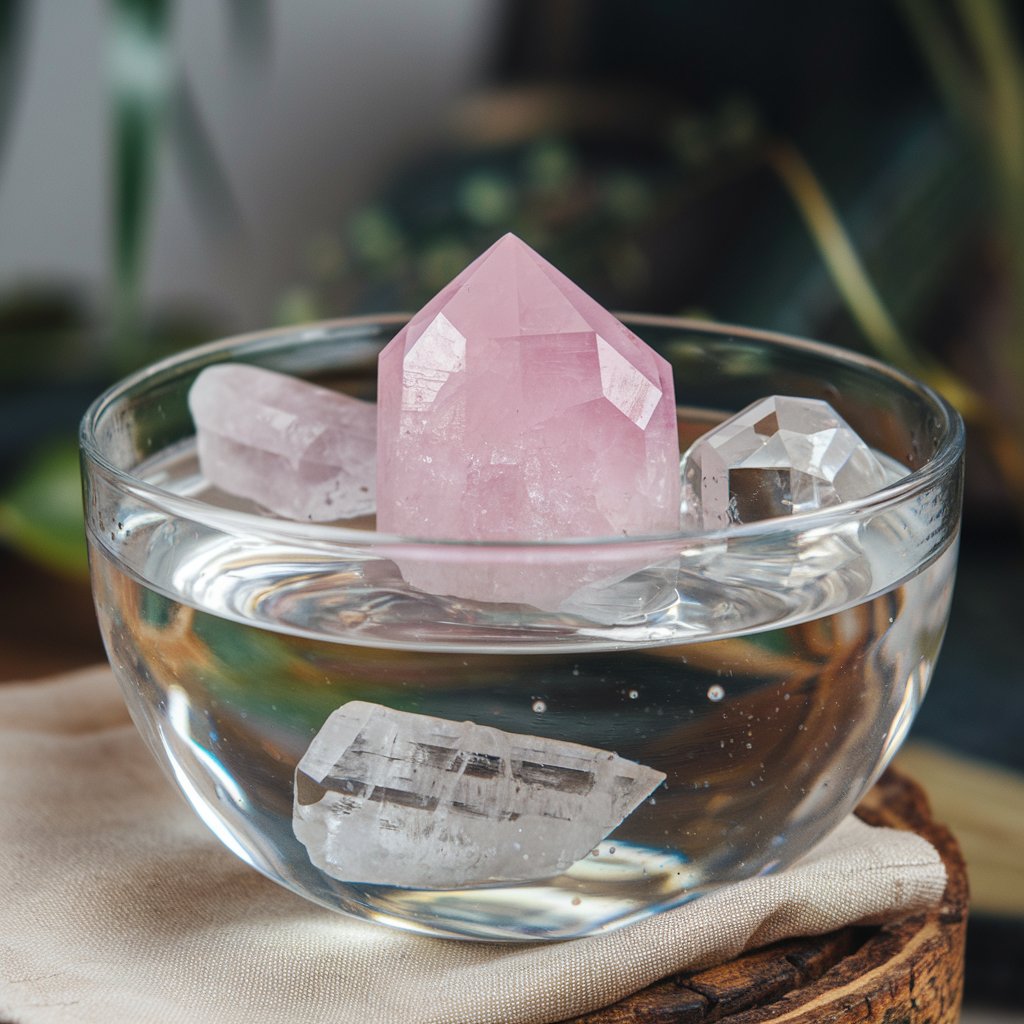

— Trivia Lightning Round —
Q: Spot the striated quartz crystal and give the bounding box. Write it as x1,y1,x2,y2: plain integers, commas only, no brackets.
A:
680,395,898,530
376,233,680,606
293,701,665,888
189,364,376,521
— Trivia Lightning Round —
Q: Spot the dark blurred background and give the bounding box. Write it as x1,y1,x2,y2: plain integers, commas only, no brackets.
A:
1,1,1022,1016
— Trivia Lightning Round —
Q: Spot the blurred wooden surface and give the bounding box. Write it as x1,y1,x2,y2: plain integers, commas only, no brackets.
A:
897,743,1024,919
574,768,967,1023
0,551,103,681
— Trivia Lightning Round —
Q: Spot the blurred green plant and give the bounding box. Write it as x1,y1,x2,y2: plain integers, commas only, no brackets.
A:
895,0,1024,502
0,0,262,579
0,1,27,184
0,438,87,578
766,140,1024,507
110,0,249,372
899,0,1024,358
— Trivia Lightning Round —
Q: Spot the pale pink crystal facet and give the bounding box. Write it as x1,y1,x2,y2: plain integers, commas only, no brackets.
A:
376,234,680,606
190,364,376,521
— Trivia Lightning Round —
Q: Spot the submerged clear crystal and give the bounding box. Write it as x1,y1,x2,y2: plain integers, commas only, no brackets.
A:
293,701,665,888
680,395,900,530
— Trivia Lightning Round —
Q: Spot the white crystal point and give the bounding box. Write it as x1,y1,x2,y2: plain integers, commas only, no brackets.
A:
680,395,902,530
189,364,376,521
293,701,665,888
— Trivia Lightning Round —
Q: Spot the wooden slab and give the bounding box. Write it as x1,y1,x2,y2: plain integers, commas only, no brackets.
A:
570,767,967,1023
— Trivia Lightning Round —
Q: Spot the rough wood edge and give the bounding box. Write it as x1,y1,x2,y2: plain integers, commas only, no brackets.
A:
571,767,968,1023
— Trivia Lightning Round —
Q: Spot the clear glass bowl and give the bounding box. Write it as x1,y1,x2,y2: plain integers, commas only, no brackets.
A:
80,315,964,941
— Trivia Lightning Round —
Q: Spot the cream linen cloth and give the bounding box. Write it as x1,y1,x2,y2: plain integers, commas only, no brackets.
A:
0,667,946,1024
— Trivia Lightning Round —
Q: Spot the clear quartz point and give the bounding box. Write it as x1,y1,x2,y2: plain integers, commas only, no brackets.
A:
293,701,665,888
680,395,903,530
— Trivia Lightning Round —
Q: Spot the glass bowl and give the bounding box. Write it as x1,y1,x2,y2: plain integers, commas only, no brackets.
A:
80,315,964,941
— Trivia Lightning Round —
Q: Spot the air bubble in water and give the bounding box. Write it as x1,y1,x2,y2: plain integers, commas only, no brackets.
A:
532,700,547,714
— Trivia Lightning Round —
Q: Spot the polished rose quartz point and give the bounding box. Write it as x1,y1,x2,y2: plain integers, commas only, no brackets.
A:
375,233,680,606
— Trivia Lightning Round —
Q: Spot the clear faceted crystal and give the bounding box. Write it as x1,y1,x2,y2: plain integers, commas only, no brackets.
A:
376,233,680,607
189,364,376,521
293,701,665,888
681,395,899,530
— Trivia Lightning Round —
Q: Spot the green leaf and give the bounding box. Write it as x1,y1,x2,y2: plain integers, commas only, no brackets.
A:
0,438,88,579
897,0,986,130
109,0,173,372
0,0,28,184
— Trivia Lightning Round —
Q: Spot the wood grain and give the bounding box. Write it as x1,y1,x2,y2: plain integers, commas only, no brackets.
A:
569,767,967,1023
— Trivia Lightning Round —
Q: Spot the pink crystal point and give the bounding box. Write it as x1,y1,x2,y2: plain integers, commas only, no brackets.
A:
376,234,680,606
190,364,376,521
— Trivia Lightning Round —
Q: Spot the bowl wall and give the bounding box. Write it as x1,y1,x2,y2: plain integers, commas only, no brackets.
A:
81,317,964,940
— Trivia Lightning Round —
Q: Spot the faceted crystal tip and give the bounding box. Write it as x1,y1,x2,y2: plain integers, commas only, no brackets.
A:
375,233,681,606
680,395,906,530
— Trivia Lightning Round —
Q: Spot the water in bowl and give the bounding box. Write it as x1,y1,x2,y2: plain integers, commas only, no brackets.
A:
88,431,956,940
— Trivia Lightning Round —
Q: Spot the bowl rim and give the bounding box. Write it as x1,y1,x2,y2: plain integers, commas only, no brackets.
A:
79,313,965,551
